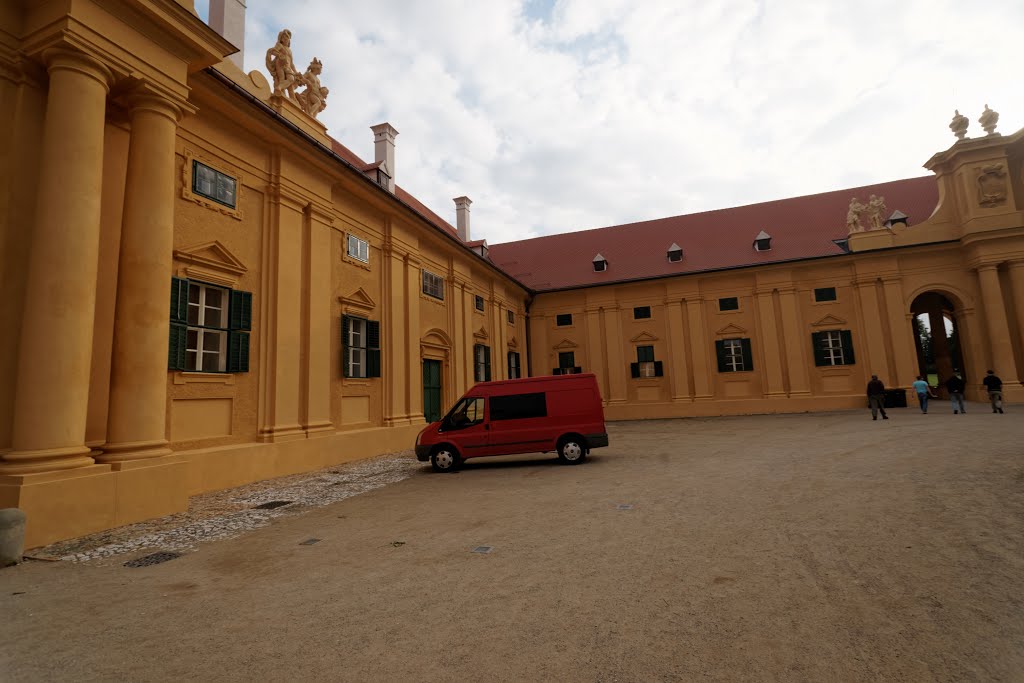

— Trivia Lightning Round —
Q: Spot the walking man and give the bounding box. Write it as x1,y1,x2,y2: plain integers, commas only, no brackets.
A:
946,374,966,414
912,375,935,414
867,375,888,420
983,370,1005,413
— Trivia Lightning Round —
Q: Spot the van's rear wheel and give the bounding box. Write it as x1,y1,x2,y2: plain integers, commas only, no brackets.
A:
557,436,586,465
430,446,460,473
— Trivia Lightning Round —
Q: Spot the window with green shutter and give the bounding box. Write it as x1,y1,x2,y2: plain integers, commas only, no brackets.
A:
342,315,381,378
812,330,855,366
474,344,491,382
630,345,663,378
168,277,251,373
507,351,521,379
716,338,752,372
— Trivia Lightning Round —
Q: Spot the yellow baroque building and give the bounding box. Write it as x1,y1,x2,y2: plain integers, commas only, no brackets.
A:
1,1,1022,547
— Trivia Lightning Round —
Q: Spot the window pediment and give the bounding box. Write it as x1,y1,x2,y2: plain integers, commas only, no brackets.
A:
174,240,247,288
553,338,578,350
811,314,847,328
715,322,748,336
338,287,376,313
630,331,659,343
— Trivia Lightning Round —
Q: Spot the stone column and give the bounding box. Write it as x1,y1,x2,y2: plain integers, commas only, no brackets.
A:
777,289,810,396
881,278,917,387
664,299,691,401
755,290,786,397
685,299,713,399
977,264,1016,377
1007,261,1024,369
98,92,181,464
1,50,113,475
855,280,892,385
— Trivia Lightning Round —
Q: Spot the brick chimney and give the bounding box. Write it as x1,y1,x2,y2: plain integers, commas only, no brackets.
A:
370,122,399,193
454,196,472,241
208,0,247,70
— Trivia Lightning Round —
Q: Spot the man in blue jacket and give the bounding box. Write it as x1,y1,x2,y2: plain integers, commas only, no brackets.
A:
983,370,1004,414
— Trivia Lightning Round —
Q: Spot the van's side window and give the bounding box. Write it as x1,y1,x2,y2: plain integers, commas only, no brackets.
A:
447,396,485,429
490,392,547,421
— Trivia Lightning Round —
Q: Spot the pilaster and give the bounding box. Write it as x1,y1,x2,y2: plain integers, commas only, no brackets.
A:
777,289,810,396
602,306,628,403
685,299,713,399
880,277,918,388
976,264,1018,381
664,298,692,401
854,279,893,385
754,290,786,397
404,251,424,421
303,202,334,434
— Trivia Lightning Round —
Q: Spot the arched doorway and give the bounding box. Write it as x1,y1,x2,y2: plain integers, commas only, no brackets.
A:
910,292,965,396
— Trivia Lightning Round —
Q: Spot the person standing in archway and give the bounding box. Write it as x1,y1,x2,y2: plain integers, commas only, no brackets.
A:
912,376,936,414
866,375,888,420
983,370,1005,414
945,374,966,414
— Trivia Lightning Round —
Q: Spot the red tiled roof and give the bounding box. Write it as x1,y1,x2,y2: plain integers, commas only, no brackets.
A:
330,137,458,237
488,176,939,292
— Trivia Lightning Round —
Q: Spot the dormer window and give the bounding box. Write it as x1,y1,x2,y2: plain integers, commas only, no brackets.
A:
376,168,391,189
593,253,608,272
667,243,683,262
753,230,772,252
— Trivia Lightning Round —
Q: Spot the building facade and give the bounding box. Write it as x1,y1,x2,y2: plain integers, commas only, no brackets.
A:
1,1,1022,547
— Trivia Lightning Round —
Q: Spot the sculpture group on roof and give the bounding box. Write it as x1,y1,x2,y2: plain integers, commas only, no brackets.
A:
265,29,329,119
846,194,887,234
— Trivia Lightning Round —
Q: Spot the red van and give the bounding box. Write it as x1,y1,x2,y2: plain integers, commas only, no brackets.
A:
414,373,609,472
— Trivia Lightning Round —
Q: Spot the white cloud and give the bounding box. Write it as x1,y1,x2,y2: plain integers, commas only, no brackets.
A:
222,0,1024,244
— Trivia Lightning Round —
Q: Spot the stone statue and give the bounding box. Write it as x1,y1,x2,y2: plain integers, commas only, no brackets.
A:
949,109,968,140
865,195,887,231
846,197,866,232
979,104,999,136
265,29,300,98
295,58,329,118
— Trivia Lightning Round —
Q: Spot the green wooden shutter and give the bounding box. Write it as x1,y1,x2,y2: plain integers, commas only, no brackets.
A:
811,331,829,367
715,340,728,372
367,348,381,378
170,277,189,323
654,360,664,377
168,323,186,370
630,362,640,378
740,338,754,371
229,290,252,331
367,320,381,378
840,329,856,365
227,331,250,373
483,346,491,381
341,315,351,378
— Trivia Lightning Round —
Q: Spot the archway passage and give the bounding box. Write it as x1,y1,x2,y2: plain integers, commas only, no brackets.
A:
910,292,965,395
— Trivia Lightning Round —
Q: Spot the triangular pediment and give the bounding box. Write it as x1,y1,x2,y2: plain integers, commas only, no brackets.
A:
553,338,578,350
174,241,247,276
715,322,747,336
174,240,247,287
812,314,848,327
338,287,376,312
473,326,489,340
630,331,659,343
507,336,519,349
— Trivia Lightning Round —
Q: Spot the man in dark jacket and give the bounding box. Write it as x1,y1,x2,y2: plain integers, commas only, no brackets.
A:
867,375,888,420
946,374,966,414
983,370,1004,413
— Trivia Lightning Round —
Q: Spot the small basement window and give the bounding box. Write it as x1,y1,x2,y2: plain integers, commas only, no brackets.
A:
633,306,651,320
667,242,683,262
507,310,515,325
556,313,573,327
475,295,485,312
719,297,739,312
346,234,369,263
593,253,608,272
192,160,237,209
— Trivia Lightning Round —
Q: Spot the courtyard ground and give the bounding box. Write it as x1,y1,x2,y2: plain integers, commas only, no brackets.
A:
2,405,1023,681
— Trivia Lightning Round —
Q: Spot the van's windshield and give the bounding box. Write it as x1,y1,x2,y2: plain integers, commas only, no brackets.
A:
442,396,485,430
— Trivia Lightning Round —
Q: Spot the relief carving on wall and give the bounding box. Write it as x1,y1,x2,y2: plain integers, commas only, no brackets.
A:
976,164,1007,207
846,195,886,233
265,29,329,119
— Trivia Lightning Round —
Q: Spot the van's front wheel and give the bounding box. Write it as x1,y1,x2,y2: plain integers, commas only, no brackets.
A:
557,436,586,465
430,446,460,473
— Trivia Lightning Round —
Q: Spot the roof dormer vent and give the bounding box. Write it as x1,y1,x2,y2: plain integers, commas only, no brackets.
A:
667,243,683,262
593,253,608,272
753,230,772,252
884,210,909,229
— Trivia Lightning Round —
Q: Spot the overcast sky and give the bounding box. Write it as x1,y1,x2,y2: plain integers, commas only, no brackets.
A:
196,0,1024,245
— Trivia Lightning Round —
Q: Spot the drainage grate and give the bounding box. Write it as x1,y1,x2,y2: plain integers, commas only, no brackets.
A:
253,500,293,510
124,551,181,568
471,546,493,554
616,504,635,510
299,538,321,546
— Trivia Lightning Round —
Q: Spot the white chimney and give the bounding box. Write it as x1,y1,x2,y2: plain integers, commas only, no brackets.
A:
370,122,399,193
209,0,247,70
454,196,472,242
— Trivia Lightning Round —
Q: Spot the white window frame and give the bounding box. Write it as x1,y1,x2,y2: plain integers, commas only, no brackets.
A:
422,270,445,300
507,310,515,325
821,330,845,366
474,344,489,382
347,317,367,378
347,234,369,263
185,282,228,372
723,339,745,372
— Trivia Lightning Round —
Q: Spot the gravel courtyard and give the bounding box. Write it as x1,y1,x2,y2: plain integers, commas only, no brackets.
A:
3,406,1024,681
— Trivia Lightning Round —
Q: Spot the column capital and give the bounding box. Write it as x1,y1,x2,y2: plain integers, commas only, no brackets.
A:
975,262,1001,274
117,85,190,123
41,47,114,91
1006,260,1024,271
